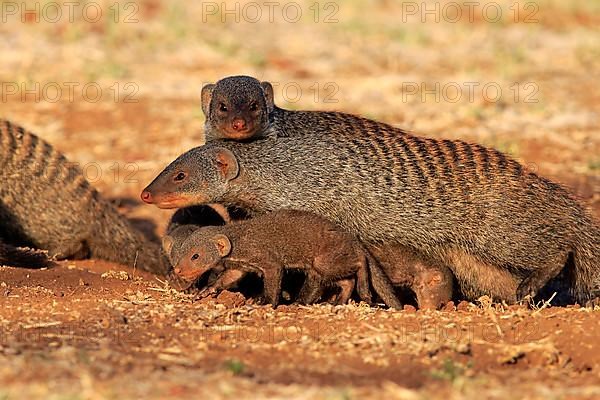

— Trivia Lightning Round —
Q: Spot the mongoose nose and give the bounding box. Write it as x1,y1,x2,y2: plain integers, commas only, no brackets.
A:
232,118,246,131
140,190,153,203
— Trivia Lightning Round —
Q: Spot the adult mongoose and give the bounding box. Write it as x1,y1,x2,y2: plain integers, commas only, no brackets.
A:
0,119,168,275
0,242,51,268
168,209,403,308
141,136,600,304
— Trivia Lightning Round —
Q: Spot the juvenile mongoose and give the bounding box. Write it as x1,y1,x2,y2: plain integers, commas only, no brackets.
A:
141,135,600,304
0,119,168,274
201,75,412,142
0,242,51,268
161,204,250,292
169,210,403,308
163,221,363,306
368,244,453,309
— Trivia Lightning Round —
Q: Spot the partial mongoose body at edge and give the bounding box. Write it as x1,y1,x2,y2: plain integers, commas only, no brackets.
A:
0,119,168,274
170,210,403,309
142,132,600,304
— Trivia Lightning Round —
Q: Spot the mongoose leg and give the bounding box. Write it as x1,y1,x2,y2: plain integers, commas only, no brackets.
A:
413,263,453,310
166,270,197,292
334,278,355,305
297,271,326,304
49,239,88,260
517,252,570,301
261,264,284,308
200,269,246,298
356,258,373,305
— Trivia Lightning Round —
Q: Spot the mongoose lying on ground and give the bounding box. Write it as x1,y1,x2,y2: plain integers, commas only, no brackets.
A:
142,134,600,304
0,119,168,274
169,210,403,308
0,242,51,268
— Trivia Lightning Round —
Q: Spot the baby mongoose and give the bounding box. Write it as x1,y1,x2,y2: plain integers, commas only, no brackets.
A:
0,119,168,274
162,204,249,291
368,244,453,309
201,75,412,142
142,133,600,304
170,210,403,309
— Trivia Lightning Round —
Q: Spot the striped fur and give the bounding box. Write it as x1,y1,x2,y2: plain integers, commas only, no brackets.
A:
0,120,168,275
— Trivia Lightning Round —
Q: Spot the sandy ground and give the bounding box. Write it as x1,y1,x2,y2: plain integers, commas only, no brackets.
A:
1,0,599,398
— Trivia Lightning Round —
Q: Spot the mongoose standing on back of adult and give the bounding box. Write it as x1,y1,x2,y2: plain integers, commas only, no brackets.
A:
142,134,600,304
168,210,403,308
201,75,413,142
0,119,168,274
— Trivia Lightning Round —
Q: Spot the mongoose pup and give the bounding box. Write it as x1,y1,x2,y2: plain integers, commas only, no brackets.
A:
169,210,403,309
162,204,249,291
201,75,411,141
368,244,453,309
0,119,168,275
141,136,600,304
0,242,51,268
163,220,360,306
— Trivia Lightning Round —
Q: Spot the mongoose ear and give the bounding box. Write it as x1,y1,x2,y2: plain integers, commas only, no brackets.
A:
260,81,275,113
201,84,215,116
213,234,232,257
161,235,174,255
213,148,239,182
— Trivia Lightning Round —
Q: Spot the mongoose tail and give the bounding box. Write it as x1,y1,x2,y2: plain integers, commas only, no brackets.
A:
0,120,168,275
365,251,404,309
86,199,167,275
0,242,51,268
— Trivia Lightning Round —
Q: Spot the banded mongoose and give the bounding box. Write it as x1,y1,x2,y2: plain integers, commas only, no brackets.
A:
201,75,412,142
162,204,251,291
0,119,168,274
0,242,51,268
163,219,359,306
368,244,453,309
169,210,403,308
141,134,600,304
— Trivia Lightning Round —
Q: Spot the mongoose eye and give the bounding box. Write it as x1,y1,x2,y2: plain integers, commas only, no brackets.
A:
219,103,228,112
174,172,187,182
191,254,199,261
249,102,258,111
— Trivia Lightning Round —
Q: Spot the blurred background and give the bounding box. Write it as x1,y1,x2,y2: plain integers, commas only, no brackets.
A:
1,0,599,228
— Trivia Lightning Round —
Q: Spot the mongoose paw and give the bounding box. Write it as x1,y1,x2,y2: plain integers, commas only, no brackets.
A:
516,279,537,301
197,286,218,299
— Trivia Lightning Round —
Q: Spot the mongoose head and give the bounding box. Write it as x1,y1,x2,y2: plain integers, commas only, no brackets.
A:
202,75,274,141
173,229,232,282
141,145,239,208
161,225,200,265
